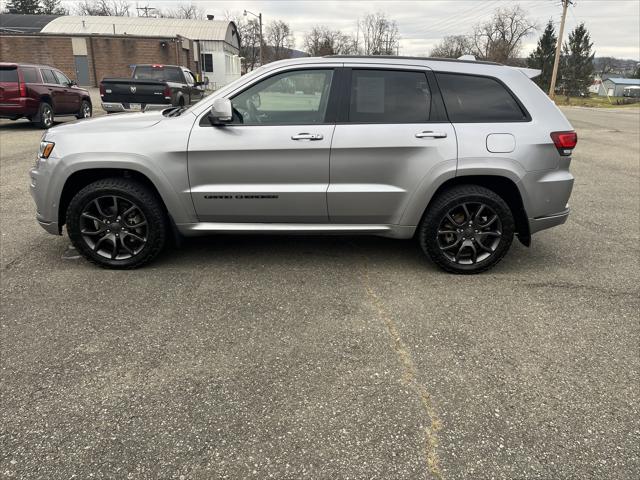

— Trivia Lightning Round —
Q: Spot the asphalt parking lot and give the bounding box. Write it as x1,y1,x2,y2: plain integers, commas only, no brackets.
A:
1,106,639,479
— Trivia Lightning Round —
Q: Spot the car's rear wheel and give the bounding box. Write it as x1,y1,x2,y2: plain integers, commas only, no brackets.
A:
66,178,167,269
34,102,54,129
76,100,92,119
418,185,515,274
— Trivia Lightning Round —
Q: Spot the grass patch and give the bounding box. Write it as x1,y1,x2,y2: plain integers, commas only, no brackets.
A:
554,94,640,108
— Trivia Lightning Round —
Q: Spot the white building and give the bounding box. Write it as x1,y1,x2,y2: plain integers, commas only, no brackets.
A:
41,15,241,89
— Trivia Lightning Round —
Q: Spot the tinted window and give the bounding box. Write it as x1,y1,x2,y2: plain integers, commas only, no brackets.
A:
349,70,431,123
435,73,527,122
54,70,70,85
41,69,58,84
232,69,334,125
0,68,19,82
20,67,40,83
134,66,184,83
184,70,195,85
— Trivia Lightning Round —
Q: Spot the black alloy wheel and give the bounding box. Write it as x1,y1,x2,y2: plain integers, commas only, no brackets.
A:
66,178,167,269
419,185,515,274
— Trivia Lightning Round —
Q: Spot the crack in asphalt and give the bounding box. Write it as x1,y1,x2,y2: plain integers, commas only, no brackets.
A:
360,258,444,480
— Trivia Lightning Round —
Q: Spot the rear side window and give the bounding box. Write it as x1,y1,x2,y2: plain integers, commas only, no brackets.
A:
20,67,40,83
435,73,528,122
41,69,58,84
349,69,431,123
0,68,18,82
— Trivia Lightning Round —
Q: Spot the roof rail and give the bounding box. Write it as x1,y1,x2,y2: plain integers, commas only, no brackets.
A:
323,55,502,66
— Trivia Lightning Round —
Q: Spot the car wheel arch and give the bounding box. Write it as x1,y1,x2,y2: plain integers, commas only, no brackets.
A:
419,175,531,247
57,168,172,233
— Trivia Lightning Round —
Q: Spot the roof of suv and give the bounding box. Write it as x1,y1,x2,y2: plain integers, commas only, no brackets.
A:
0,62,55,69
324,55,501,66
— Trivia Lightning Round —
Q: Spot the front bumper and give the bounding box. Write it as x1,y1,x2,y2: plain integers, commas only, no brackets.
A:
101,102,169,113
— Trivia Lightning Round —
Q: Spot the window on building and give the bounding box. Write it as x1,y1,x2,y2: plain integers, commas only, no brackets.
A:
348,69,432,123
231,69,334,125
201,53,213,73
435,73,528,122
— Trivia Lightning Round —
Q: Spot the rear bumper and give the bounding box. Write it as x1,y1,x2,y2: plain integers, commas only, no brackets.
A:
101,102,169,113
529,207,570,234
0,99,38,118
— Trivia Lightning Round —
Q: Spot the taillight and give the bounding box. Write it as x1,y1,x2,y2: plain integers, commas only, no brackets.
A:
550,131,577,156
99,83,105,97
17,70,27,97
163,86,171,100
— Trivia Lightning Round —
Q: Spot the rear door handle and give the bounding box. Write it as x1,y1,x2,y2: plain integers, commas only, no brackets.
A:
415,131,447,139
291,133,323,141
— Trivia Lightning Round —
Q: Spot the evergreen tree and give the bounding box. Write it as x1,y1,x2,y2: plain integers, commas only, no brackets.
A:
561,23,595,96
40,0,67,14
5,0,41,14
527,20,557,92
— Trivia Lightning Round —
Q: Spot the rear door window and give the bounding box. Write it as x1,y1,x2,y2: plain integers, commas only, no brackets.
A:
435,73,528,122
20,67,40,83
348,69,432,123
41,69,59,84
0,68,19,82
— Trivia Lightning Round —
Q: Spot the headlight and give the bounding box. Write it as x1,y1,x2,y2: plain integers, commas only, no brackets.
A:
39,141,55,159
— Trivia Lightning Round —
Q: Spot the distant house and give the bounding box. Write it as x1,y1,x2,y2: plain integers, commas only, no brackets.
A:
598,77,640,97
0,14,241,89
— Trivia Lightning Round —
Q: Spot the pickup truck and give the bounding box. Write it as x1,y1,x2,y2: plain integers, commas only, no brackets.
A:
100,64,205,113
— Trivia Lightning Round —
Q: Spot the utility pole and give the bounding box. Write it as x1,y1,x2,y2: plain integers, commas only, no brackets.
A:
549,0,572,100
244,10,263,66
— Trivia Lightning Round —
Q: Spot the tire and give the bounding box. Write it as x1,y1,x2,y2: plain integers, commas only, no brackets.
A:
76,100,92,120
418,185,515,274
66,178,167,269
34,102,54,129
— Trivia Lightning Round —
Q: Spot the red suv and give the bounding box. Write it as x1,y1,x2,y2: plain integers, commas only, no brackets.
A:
0,63,92,128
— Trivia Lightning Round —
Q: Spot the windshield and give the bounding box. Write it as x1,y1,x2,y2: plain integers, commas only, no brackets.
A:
134,66,184,83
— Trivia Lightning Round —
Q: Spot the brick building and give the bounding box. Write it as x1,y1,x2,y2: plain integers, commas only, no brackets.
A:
0,14,241,89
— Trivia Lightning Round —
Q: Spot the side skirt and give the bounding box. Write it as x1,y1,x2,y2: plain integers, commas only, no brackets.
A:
176,222,416,239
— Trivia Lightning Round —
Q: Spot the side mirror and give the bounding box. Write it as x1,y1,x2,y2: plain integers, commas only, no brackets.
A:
209,97,232,125
69,80,78,87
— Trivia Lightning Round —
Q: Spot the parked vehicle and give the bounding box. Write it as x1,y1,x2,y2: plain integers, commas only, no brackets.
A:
0,62,92,128
30,56,577,273
100,64,205,113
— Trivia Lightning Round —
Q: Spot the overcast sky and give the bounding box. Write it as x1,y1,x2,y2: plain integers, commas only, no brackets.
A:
56,0,640,59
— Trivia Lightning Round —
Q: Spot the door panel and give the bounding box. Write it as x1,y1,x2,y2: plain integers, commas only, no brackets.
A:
329,123,457,224
74,56,90,86
187,124,335,222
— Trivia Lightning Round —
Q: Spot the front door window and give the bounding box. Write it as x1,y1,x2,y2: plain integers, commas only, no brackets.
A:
231,69,334,125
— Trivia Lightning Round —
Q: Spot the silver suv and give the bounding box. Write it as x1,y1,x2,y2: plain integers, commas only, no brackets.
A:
30,56,576,273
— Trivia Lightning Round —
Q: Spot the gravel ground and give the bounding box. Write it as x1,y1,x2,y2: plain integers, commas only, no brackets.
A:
1,106,638,479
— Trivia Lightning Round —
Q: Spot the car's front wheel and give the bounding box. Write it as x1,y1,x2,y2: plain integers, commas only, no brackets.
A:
418,185,515,274
66,178,167,269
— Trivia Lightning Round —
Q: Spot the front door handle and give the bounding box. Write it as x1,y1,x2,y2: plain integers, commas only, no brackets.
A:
291,133,324,141
415,131,447,139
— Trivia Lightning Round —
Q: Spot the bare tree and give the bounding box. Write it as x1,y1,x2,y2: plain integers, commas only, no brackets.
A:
358,12,400,55
303,25,356,56
429,35,472,58
75,0,131,16
160,3,204,20
470,6,536,64
226,11,262,72
265,20,294,62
